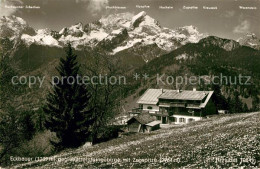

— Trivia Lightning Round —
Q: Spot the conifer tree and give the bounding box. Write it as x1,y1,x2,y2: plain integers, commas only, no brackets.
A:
44,44,94,149
232,91,243,113
243,103,249,113
252,95,259,111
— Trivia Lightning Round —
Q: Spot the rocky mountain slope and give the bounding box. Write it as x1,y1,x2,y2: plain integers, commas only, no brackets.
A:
238,33,260,50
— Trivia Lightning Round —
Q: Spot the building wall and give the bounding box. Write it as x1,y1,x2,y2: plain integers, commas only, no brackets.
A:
172,115,202,124
142,104,159,113
146,124,160,132
128,120,141,132
154,115,202,124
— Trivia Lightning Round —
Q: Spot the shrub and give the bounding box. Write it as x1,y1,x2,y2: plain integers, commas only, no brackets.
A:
15,130,58,158
94,126,123,144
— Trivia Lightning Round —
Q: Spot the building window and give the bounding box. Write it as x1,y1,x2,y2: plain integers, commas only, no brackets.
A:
147,106,153,109
188,118,194,122
179,118,186,123
157,116,161,120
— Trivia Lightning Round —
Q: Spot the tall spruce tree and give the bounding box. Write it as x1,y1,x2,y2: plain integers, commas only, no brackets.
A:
44,44,94,149
231,91,243,113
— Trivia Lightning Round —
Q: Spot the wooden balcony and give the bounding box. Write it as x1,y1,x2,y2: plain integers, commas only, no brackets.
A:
186,104,201,108
129,108,201,117
129,108,149,115
159,102,186,107
153,111,168,116
153,111,201,117
172,111,202,117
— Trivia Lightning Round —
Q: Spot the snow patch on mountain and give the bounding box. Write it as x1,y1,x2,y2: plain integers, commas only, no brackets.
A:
21,29,60,47
89,30,108,41
59,28,66,35
15,17,27,25
58,28,108,48
112,29,123,35
112,39,142,54
70,23,83,32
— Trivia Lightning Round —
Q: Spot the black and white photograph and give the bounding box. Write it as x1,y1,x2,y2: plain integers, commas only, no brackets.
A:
0,0,259,168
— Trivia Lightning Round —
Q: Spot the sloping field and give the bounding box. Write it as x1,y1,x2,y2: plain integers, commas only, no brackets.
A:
14,112,260,168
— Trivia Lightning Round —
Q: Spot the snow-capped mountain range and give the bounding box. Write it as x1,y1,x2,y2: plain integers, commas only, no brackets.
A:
1,12,206,54
0,11,259,59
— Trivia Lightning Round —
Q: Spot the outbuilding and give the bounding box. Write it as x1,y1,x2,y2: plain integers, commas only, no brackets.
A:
127,112,159,133
145,121,160,132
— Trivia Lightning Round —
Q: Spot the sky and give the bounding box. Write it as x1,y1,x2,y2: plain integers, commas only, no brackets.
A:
0,0,259,40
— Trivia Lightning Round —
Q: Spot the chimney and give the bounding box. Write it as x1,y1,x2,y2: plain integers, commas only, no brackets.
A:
193,87,196,91
177,89,180,93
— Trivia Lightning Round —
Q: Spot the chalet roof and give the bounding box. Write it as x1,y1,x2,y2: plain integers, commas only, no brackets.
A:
137,89,166,105
127,112,155,125
146,121,160,127
158,90,209,101
200,91,214,108
137,89,214,108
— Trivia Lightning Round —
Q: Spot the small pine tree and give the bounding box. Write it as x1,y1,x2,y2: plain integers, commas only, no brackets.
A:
227,96,232,112
44,44,94,149
252,95,259,111
211,84,228,110
243,103,249,113
21,111,36,140
233,91,243,113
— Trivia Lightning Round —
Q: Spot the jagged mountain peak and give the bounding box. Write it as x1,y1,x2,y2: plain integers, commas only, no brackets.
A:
58,22,84,38
177,25,199,35
99,12,134,29
97,11,160,30
0,15,27,26
131,11,147,27
131,11,161,30
0,15,30,40
237,33,260,50
132,11,146,19
174,25,205,44
245,33,257,38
